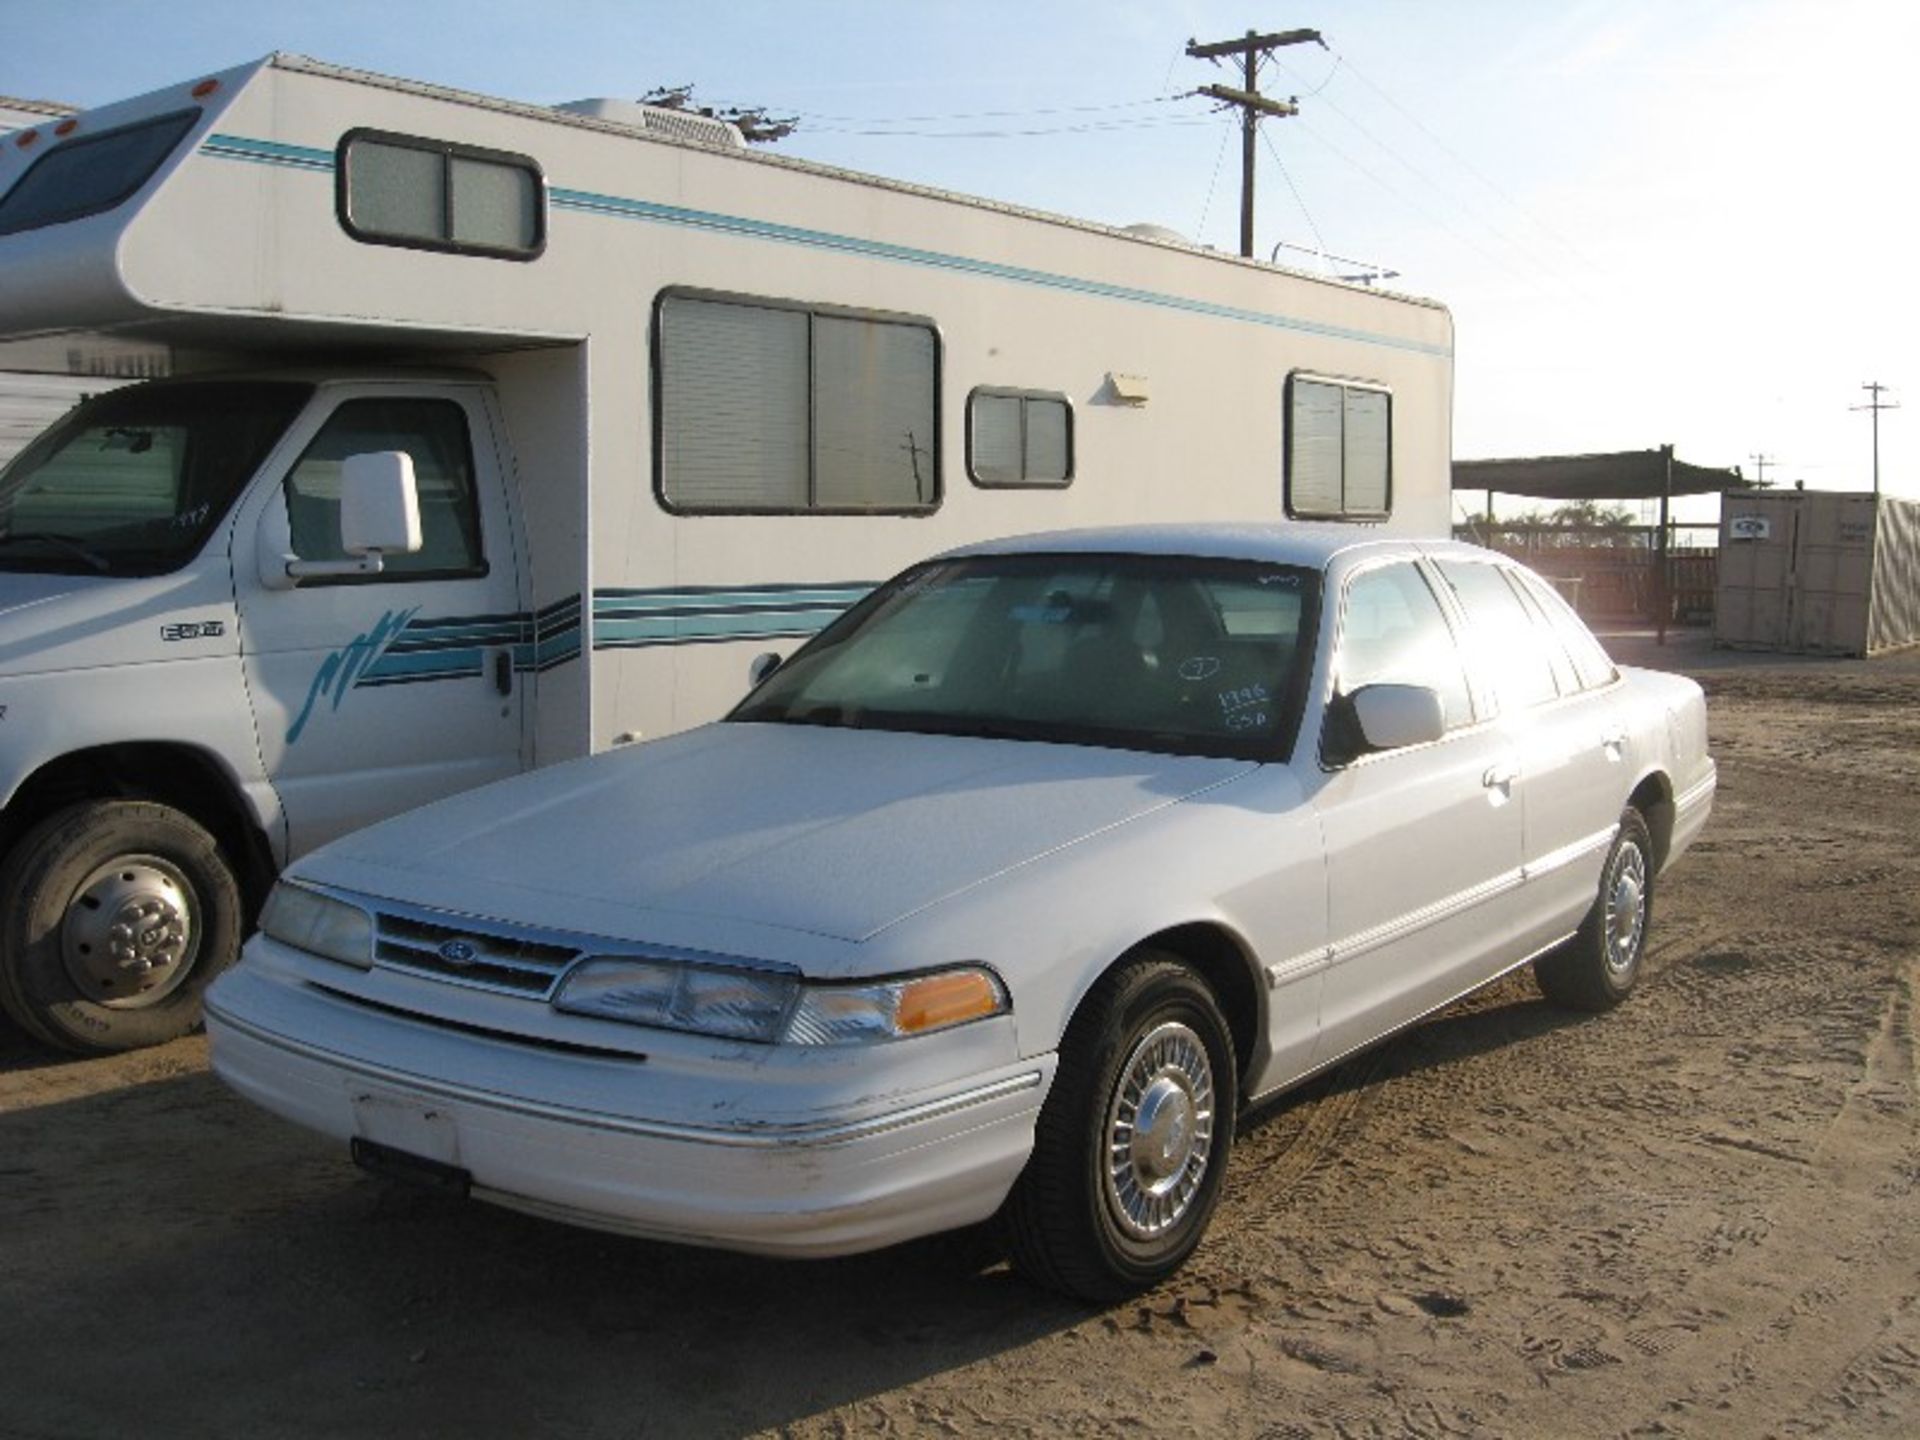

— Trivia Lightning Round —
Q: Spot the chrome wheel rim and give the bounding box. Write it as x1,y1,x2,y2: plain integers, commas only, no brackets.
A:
1604,842,1648,979
60,854,200,1009
1104,1021,1216,1240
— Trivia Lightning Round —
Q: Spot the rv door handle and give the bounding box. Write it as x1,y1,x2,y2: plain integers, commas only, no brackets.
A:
1482,762,1520,790
492,649,514,697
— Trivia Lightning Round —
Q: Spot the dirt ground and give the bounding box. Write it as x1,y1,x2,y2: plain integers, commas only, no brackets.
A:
2,634,1916,1439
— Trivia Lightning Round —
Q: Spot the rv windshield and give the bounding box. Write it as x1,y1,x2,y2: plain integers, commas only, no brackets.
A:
0,381,312,577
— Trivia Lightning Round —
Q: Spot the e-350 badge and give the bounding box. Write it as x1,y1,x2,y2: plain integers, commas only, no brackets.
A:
160,620,226,642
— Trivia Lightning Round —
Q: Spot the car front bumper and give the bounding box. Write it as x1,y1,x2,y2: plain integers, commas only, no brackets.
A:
204,960,1052,1258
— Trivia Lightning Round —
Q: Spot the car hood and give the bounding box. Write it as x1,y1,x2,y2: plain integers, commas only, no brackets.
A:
298,722,1256,945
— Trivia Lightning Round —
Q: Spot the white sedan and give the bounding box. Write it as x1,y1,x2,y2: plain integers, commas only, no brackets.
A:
206,525,1714,1300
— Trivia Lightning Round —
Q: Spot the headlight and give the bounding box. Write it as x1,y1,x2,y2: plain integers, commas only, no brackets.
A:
258,881,374,969
552,958,797,1042
552,959,1008,1045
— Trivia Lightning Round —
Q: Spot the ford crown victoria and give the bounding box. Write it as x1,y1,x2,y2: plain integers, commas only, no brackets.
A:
206,525,1715,1300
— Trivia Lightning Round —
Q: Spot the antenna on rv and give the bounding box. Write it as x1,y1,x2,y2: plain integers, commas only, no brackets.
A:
1269,238,1399,286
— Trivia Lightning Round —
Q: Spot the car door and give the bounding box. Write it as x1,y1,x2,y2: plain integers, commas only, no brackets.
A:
1435,558,1630,948
1307,558,1526,1066
235,383,529,857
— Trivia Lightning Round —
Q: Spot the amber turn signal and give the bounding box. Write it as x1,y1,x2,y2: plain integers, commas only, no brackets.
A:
895,970,1006,1034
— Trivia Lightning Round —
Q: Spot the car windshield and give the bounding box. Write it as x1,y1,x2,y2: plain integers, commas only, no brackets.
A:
0,381,312,577
730,552,1320,759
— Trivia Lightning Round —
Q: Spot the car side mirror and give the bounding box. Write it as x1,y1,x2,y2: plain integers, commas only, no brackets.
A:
273,451,423,583
747,651,784,689
1350,683,1446,752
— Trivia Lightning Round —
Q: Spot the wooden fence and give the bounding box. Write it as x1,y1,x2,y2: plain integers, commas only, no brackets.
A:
1454,524,1718,623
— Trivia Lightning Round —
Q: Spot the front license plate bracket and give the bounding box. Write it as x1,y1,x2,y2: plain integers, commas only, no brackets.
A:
350,1136,473,1197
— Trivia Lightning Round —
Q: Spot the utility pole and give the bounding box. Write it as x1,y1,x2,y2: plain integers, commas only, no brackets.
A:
1747,453,1776,488
1851,382,1898,498
1187,28,1322,258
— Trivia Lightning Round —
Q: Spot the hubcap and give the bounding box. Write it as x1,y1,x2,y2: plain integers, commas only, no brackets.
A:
1104,1021,1216,1240
1604,843,1648,978
60,856,199,1009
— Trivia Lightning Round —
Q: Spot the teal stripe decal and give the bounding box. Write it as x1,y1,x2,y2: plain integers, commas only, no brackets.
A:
590,583,875,651
551,186,1447,357
203,132,1449,358
204,134,332,171
593,587,873,616
362,648,484,682
595,609,848,650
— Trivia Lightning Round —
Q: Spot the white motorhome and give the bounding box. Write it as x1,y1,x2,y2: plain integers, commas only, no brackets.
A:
0,55,1454,1052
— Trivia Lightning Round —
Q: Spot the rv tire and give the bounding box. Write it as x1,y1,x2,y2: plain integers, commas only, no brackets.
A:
0,800,243,1054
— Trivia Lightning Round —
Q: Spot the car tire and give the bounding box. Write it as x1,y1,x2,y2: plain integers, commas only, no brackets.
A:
1534,808,1654,1012
1004,952,1238,1302
0,800,243,1054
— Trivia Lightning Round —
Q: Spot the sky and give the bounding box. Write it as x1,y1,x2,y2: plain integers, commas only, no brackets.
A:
7,0,1915,513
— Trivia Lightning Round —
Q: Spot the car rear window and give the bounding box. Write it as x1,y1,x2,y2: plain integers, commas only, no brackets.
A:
0,110,200,238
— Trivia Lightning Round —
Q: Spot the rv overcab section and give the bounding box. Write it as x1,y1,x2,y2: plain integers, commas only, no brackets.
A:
0,54,1453,1055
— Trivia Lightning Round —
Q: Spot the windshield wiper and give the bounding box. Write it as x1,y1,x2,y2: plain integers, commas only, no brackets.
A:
0,532,111,572
759,704,864,730
857,712,1043,743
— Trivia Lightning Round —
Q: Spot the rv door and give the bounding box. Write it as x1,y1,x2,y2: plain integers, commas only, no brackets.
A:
235,384,529,856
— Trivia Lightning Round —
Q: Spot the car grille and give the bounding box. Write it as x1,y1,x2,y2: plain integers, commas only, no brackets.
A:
373,909,585,997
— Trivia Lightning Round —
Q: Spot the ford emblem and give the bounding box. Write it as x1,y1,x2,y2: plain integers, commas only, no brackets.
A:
437,939,479,967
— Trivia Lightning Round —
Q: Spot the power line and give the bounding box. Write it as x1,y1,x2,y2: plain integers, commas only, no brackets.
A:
1308,44,1606,280
1292,117,1521,279
1294,52,1345,97
1195,116,1235,242
791,94,1193,126
799,114,1216,139
1259,125,1326,265
1268,51,1552,285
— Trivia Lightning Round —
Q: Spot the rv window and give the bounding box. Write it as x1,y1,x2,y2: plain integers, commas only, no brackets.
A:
968,389,1072,488
0,110,199,238
284,398,486,582
1286,374,1392,521
656,293,939,514
339,130,544,260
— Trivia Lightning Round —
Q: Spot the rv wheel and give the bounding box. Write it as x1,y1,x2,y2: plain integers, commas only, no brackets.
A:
0,800,242,1054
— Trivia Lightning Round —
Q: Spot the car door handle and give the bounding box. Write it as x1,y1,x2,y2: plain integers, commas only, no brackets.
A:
1600,726,1627,754
1483,762,1520,789
492,648,514,697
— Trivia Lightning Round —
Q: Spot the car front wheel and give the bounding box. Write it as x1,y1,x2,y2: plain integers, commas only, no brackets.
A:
1004,952,1238,1302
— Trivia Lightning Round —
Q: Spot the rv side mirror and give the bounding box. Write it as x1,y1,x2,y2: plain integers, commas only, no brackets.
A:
339,451,423,559
1349,683,1446,752
283,451,423,581
747,651,784,689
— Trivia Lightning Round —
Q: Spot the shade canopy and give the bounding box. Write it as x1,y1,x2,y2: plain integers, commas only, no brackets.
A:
1453,449,1740,501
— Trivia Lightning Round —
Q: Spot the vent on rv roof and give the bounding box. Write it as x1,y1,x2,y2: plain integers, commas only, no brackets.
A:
1121,223,1193,247
554,99,747,152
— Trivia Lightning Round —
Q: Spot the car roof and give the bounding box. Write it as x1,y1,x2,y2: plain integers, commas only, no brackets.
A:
937,522,1500,571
